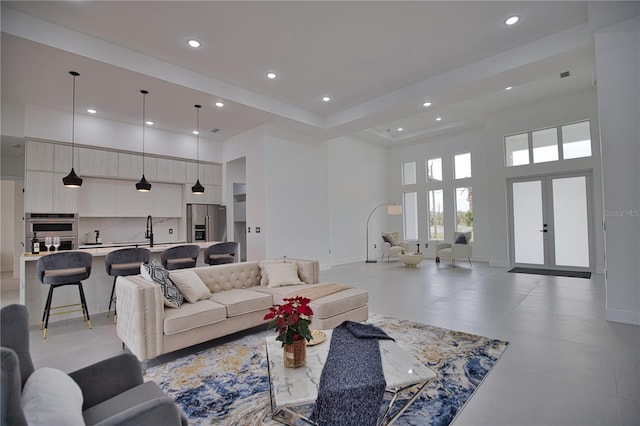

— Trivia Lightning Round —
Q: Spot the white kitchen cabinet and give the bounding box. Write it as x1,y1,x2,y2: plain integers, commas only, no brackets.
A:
25,141,54,172
53,144,73,173
77,148,119,177
115,180,153,217
118,153,142,179
156,158,186,183
143,157,158,181
77,178,116,217
202,164,222,185
24,171,54,213
153,183,183,217
185,161,198,184
53,172,78,213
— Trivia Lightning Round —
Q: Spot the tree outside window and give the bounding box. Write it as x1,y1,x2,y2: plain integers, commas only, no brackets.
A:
455,187,473,239
428,189,444,240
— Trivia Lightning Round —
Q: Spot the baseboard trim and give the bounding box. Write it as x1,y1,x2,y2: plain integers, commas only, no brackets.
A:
606,308,640,326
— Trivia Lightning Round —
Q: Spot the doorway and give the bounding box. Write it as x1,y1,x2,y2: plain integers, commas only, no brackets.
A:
508,172,592,271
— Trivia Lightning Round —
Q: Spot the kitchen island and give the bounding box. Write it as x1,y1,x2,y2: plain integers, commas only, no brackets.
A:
19,241,220,327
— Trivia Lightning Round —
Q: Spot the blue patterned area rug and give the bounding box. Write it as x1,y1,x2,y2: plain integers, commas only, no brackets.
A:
144,314,509,425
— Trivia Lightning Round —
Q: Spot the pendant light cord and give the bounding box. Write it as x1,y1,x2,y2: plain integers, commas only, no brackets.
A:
71,72,76,167
141,90,146,174
196,105,200,179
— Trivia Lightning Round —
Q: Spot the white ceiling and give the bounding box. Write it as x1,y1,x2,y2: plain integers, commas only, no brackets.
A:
1,1,633,152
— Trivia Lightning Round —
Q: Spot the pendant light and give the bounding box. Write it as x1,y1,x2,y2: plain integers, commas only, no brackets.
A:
191,104,205,194
136,90,152,192
62,71,83,188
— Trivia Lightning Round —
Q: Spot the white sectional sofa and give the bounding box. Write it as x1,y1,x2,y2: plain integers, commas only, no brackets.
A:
115,258,368,362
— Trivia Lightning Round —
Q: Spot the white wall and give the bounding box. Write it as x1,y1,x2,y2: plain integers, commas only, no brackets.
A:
328,136,391,264
223,126,266,260
387,88,603,270
24,104,223,163
595,16,640,325
1,181,15,271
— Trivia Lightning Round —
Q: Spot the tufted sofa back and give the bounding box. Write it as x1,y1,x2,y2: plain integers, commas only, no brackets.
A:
191,261,261,293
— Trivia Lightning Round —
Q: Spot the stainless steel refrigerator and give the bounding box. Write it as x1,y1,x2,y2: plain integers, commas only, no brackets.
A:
186,204,227,243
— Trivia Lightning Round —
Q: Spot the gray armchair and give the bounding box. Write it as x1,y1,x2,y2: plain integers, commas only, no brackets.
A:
0,304,187,426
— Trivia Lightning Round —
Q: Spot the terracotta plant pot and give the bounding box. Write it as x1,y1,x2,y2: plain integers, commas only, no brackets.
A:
283,339,306,368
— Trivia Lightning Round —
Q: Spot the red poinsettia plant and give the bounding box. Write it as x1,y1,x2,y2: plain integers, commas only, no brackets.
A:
264,296,314,346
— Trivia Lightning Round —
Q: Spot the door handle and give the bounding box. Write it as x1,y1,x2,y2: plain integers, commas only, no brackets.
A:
540,229,548,232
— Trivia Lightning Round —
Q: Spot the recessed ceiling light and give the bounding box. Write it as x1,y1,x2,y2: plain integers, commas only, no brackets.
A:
322,96,331,102
505,16,520,26
145,121,154,126
505,86,513,91
435,117,442,121
215,102,224,107
266,72,277,79
87,108,96,114
422,101,432,107
397,127,403,132
192,130,199,135
187,39,201,48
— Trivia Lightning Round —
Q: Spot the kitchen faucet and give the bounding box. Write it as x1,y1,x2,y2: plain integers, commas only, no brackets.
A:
145,215,154,247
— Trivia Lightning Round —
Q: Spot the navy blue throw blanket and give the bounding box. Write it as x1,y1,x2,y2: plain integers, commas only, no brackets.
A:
311,321,394,426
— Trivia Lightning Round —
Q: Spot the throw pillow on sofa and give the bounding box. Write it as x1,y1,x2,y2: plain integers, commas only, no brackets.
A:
21,367,85,426
169,270,211,303
141,259,184,308
265,262,304,288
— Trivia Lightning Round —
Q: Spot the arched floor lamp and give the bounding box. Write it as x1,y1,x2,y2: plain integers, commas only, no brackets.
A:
365,203,402,263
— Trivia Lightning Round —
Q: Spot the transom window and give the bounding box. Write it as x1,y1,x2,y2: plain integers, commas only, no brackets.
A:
505,120,592,167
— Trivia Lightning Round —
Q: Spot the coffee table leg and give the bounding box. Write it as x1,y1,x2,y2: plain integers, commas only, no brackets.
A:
378,380,430,425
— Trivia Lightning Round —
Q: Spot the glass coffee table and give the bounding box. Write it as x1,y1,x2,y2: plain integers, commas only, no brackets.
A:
266,329,435,425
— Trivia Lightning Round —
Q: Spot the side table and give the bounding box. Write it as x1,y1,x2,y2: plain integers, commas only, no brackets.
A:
398,253,424,268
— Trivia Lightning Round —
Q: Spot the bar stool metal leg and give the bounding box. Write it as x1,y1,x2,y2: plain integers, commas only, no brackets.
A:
41,285,55,339
78,283,92,329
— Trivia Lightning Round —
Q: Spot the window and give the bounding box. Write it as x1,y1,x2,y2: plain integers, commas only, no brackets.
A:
403,192,418,240
402,161,416,185
427,189,444,241
454,152,471,179
505,121,591,167
532,127,558,163
426,157,442,182
505,133,529,166
455,187,473,239
562,121,592,159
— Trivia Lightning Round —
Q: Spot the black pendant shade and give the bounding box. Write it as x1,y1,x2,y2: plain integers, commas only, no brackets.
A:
191,179,205,194
136,174,152,192
63,71,83,188
62,167,83,188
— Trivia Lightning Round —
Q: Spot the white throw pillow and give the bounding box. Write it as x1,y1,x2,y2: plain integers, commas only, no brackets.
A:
21,367,85,426
169,270,211,303
266,262,304,288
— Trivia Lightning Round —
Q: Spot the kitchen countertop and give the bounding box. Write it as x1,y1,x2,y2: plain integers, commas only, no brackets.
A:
21,241,217,260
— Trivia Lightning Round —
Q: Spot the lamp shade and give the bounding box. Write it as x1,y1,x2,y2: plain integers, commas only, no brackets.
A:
62,168,83,188
191,179,205,194
135,174,151,192
387,204,402,215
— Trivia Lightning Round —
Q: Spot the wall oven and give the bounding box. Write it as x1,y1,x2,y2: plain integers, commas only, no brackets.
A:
25,213,78,251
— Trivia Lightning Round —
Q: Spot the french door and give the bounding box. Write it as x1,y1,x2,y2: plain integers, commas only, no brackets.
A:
508,172,592,271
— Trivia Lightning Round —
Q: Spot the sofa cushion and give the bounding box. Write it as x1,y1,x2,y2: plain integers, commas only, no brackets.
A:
309,288,369,319
163,300,227,335
169,270,211,303
209,289,273,318
140,259,184,308
21,367,85,426
265,262,304,288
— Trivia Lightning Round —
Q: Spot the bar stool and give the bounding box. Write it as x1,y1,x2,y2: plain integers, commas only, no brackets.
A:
204,242,239,265
36,251,93,339
104,247,150,321
160,244,200,270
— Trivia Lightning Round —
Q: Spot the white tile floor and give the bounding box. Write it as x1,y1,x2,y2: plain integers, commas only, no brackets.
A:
2,260,638,425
